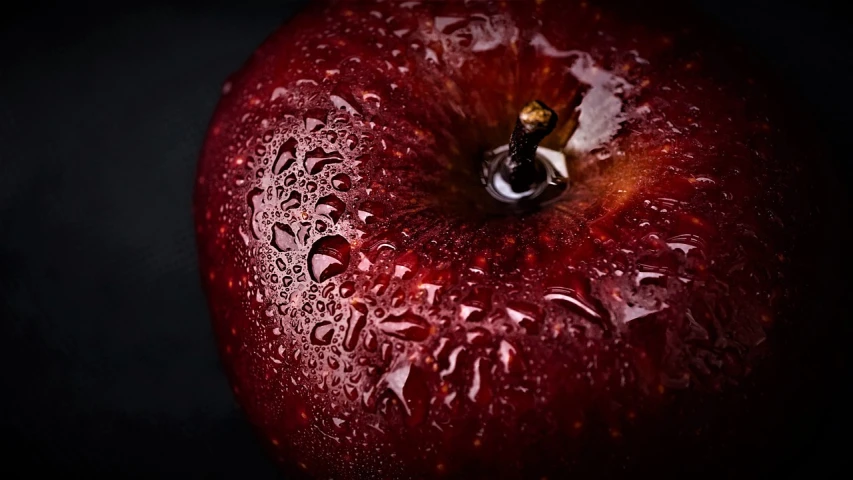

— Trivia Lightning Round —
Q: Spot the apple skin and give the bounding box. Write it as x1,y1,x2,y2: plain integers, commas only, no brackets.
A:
194,0,816,478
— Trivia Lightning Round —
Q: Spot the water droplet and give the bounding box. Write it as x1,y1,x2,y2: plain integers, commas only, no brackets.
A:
666,234,705,255
331,173,352,191
371,273,390,296
296,222,312,246
304,109,327,132
362,92,381,107
305,148,344,175
327,356,340,369
466,327,491,346
384,362,429,426
419,283,441,306
498,340,521,374
316,194,346,223
275,258,286,271
393,251,418,279
440,345,464,379
459,286,492,322
434,16,468,34
468,357,493,406
270,86,287,100
273,138,298,174
339,281,355,298
364,330,378,351
271,223,297,252
390,288,406,308
308,235,352,282
544,275,606,322
345,134,359,150
505,301,543,334
357,201,386,224
284,173,297,186
344,383,359,401
378,310,431,341
310,321,335,346
343,302,368,351
280,191,302,211
330,86,363,116
247,188,265,240
381,342,392,364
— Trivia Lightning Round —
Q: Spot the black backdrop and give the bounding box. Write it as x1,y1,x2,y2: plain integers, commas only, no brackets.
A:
1,1,850,478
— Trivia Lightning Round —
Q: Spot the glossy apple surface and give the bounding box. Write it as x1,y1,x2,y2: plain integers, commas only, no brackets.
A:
195,1,815,478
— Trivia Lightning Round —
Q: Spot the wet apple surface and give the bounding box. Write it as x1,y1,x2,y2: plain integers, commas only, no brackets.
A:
195,1,813,478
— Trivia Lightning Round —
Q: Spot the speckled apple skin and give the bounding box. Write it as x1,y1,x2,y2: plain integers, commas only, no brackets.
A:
194,1,814,478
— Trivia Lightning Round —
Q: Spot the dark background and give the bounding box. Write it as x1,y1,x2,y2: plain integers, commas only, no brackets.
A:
1,0,850,477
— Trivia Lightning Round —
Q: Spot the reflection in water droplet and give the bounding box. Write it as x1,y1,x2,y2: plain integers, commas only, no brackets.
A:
378,310,431,341
384,362,429,426
364,330,378,351
331,173,352,191
273,138,298,175
343,302,368,351
330,87,363,116
310,321,335,346
316,194,346,224
305,148,344,175
357,201,386,225
468,357,493,406
498,340,519,374
440,345,464,379
544,286,603,321
505,301,543,334
296,222,312,246
459,287,492,322
280,191,301,211
327,356,340,370
304,109,327,132
620,298,670,323
420,283,441,306
345,134,359,150
666,234,705,255
308,235,352,282
393,251,418,280
339,281,355,298
344,383,359,401
466,327,490,346
247,188,265,240
271,223,297,252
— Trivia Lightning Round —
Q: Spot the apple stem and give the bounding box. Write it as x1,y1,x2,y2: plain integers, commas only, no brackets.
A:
502,100,558,193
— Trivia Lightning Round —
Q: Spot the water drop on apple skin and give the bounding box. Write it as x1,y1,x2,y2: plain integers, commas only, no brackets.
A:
308,235,351,282
311,321,335,346
377,310,431,342
331,173,352,191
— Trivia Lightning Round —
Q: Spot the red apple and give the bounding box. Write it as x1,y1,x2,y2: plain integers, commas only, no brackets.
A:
194,0,817,478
